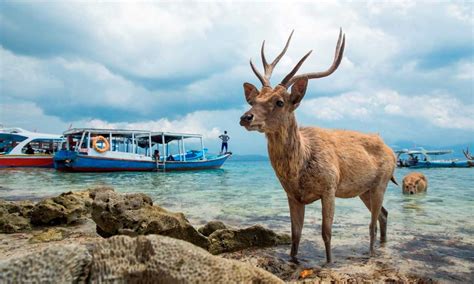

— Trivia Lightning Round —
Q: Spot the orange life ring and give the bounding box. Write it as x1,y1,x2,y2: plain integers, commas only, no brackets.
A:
92,136,110,153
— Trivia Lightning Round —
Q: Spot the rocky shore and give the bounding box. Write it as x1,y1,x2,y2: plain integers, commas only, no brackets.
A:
0,187,436,283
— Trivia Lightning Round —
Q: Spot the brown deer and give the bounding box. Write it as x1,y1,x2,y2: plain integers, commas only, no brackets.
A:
239,29,398,263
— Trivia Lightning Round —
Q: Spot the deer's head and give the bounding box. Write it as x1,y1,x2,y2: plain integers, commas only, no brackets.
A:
240,30,345,134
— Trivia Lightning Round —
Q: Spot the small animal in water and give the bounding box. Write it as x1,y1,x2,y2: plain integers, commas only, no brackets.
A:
402,172,428,194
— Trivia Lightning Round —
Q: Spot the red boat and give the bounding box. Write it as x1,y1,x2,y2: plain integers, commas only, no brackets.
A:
0,128,63,168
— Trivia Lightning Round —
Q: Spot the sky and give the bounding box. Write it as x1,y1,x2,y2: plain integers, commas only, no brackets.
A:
0,1,473,155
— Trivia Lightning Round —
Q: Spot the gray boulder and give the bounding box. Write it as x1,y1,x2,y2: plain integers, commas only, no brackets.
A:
0,244,91,283
208,225,291,255
89,235,283,283
91,190,209,249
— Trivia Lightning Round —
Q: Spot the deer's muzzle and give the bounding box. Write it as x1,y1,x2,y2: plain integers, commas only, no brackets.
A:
239,113,254,126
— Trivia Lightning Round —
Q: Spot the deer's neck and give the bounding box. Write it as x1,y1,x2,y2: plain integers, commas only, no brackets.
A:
266,115,307,181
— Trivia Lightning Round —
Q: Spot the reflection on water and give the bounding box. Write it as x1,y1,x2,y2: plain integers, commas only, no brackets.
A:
0,161,473,280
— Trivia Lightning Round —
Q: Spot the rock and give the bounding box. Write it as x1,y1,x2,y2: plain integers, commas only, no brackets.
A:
198,220,227,236
0,244,92,283
30,190,92,225
0,200,35,218
89,235,283,283
208,225,291,255
91,190,209,249
88,186,115,200
29,228,66,243
0,207,31,233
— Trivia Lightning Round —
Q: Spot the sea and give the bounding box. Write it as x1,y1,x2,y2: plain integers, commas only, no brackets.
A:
0,159,473,280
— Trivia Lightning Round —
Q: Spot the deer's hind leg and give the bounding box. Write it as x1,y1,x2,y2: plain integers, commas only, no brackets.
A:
359,191,388,242
364,186,387,256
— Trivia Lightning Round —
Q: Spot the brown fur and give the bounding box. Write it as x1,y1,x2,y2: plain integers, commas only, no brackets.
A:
240,82,397,263
402,172,428,194
240,31,397,263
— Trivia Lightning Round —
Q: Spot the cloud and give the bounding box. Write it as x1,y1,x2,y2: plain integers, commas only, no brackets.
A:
72,107,268,155
1,1,473,152
301,89,474,130
0,101,69,133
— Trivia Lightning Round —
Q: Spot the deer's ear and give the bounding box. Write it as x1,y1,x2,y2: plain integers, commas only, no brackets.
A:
243,83,259,105
290,77,308,109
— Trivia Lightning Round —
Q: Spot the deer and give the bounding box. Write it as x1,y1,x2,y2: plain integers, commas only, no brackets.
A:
239,29,398,263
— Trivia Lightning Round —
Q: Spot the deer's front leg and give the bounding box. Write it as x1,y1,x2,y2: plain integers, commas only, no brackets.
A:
288,197,305,261
321,194,335,263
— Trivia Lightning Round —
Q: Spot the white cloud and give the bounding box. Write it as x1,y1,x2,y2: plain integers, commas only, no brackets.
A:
73,107,267,155
455,60,474,81
1,1,473,152
0,102,69,133
301,90,474,130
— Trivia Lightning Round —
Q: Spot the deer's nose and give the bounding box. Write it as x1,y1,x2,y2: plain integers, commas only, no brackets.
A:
240,113,254,123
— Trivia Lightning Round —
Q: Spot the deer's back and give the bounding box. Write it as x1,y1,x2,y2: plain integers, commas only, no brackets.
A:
300,127,396,198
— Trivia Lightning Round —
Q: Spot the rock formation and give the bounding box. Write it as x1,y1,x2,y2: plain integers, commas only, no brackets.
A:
198,220,227,236
208,225,291,255
0,244,92,283
30,190,93,225
0,234,283,283
91,189,209,249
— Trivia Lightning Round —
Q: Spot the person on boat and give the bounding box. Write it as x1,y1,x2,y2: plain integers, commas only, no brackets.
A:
167,154,175,161
219,131,230,154
25,144,34,155
153,150,160,161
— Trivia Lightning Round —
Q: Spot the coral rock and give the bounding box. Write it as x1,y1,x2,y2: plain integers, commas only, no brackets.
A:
30,191,93,225
91,190,209,249
89,235,283,283
0,207,31,233
0,244,91,283
198,220,227,236
29,228,66,243
208,225,291,255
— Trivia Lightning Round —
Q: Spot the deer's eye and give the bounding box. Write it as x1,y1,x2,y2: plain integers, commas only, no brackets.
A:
276,100,284,107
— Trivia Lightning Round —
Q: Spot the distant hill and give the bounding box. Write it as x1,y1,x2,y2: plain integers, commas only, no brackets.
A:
391,141,474,159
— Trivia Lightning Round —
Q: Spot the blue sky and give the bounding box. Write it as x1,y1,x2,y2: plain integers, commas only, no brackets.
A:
0,1,473,155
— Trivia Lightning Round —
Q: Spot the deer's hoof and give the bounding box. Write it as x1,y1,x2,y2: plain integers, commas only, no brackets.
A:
289,256,300,264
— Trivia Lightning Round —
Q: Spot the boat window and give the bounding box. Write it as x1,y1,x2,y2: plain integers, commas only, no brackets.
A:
0,134,28,154
21,139,59,155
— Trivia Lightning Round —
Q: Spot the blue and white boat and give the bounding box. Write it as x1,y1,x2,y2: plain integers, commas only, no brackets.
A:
395,147,473,168
54,128,230,172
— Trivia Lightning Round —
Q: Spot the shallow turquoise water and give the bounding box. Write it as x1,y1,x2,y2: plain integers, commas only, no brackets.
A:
0,160,473,279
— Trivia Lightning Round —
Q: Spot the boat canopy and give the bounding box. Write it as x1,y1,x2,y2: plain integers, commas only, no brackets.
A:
1,127,62,140
63,128,202,144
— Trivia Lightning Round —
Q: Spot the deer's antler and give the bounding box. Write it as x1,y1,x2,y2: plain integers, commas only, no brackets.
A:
280,28,345,88
463,147,473,160
250,31,294,87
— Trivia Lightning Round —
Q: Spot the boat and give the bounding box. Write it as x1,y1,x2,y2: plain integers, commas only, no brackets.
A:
0,127,63,168
395,147,473,168
53,128,231,172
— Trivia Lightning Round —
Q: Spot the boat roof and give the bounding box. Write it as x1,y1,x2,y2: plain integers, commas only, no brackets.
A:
63,128,202,143
0,127,62,140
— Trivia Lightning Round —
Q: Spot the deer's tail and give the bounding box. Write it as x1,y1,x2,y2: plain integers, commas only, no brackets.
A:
391,176,399,186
